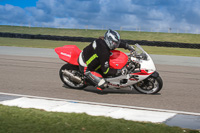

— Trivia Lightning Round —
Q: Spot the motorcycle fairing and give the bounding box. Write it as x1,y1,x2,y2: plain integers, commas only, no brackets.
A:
55,45,128,69
55,45,81,66
106,69,154,88
109,50,128,69
131,69,153,76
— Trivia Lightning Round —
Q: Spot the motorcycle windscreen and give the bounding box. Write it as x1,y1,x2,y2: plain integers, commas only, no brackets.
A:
109,50,128,69
55,45,81,65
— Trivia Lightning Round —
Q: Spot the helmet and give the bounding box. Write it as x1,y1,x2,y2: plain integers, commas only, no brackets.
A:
104,29,121,50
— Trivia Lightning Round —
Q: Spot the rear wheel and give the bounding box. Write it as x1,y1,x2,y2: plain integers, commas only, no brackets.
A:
133,76,163,94
59,64,87,89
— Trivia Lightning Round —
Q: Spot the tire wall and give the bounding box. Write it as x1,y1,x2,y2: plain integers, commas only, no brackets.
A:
0,32,200,49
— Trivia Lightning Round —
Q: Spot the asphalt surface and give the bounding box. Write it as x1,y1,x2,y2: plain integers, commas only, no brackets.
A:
0,46,200,114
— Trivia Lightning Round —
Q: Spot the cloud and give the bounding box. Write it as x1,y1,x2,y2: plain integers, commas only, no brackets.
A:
0,0,200,33
0,4,29,24
26,7,53,22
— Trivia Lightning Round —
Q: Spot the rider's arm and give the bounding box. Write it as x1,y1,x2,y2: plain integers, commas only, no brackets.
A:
118,42,134,51
96,39,118,77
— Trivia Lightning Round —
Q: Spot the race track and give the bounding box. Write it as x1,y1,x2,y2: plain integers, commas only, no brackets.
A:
0,47,200,114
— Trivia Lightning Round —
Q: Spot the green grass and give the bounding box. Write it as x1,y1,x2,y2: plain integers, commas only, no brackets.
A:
1,25,200,57
0,26,199,132
1,37,200,57
0,105,198,133
1,25,200,44
0,37,89,49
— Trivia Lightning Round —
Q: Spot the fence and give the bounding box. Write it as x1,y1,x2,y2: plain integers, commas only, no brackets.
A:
7,23,200,34
0,32,200,49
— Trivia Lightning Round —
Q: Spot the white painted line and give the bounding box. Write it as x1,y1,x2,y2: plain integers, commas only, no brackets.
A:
0,96,176,123
1,97,67,111
0,92,200,116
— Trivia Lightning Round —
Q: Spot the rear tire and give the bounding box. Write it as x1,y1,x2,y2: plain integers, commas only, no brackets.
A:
133,76,163,94
59,64,87,89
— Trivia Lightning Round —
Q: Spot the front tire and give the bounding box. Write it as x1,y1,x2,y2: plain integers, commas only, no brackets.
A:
133,76,163,94
59,64,87,89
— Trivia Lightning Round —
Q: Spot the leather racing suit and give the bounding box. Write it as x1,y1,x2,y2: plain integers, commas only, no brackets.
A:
78,38,133,89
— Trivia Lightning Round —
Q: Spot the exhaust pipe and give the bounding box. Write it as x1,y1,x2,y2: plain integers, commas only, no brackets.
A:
62,70,82,84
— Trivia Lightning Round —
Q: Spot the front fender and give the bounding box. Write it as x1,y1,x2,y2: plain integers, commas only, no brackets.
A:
150,71,159,78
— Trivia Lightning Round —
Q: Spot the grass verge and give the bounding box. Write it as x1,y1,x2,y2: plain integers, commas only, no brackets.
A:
0,37,200,57
0,105,198,133
1,25,200,44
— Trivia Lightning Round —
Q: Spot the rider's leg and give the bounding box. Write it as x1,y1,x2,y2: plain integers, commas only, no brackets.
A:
78,52,107,89
84,69,107,89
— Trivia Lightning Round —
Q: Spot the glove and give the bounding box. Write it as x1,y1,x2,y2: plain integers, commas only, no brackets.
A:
126,43,135,51
127,45,135,52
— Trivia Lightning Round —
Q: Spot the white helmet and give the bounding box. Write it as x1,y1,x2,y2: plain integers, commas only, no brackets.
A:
104,29,121,50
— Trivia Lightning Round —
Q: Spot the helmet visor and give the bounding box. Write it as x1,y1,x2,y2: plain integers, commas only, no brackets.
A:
112,40,120,49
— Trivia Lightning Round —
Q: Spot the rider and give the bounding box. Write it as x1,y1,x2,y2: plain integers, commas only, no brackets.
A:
78,29,134,90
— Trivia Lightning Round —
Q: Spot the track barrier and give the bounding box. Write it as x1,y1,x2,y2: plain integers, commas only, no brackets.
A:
0,32,200,49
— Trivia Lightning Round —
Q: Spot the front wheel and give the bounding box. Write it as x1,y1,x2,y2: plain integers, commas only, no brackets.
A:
59,64,87,89
133,76,163,94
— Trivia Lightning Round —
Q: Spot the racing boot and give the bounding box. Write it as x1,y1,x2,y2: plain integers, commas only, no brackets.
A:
84,71,107,90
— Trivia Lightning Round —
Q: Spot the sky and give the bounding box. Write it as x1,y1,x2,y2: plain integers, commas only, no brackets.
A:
0,0,200,33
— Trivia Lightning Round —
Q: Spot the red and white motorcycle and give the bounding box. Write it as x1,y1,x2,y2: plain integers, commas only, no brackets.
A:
55,44,163,94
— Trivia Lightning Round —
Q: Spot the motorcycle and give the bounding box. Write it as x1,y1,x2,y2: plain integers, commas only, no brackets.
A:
55,44,163,94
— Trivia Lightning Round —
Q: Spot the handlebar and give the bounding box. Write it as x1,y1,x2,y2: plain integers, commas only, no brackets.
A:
129,50,147,60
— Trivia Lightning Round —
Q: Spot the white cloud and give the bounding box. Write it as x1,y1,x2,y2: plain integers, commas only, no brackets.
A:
0,4,29,24
46,17,79,28
0,0,200,33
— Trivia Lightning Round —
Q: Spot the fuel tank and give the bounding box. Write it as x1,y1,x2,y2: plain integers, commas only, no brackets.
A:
55,45,128,68
109,50,128,69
